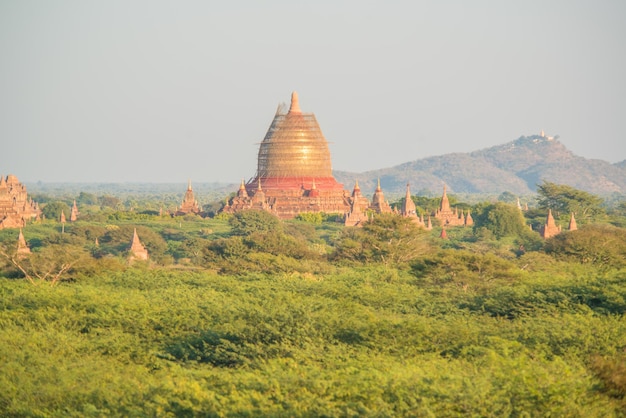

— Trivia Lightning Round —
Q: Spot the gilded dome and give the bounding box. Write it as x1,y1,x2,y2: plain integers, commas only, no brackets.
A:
256,92,333,178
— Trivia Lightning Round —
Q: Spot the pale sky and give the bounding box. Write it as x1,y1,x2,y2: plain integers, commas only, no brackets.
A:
1,0,625,183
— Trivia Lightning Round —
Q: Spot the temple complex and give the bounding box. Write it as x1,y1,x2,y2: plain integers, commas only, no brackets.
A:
0,174,41,229
433,185,470,227
128,228,149,262
540,209,562,238
175,180,201,215
222,92,355,219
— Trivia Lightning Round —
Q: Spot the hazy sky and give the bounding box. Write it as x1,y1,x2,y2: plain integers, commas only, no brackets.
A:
1,0,625,183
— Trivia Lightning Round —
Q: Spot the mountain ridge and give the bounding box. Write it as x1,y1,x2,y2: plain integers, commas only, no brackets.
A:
333,134,625,196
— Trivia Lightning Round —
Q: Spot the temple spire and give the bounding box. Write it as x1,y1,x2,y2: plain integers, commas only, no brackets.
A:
237,179,249,198
440,184,450,211
568,212,578,231
288,91,301,114
129,228,149,261
17,229,30,256
70,200,79,222
351,180,361,198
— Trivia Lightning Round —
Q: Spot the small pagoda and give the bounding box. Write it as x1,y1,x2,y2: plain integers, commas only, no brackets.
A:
399,183,426,227
175,180,201,215
370,179,393,214
16,229,31,258
568,212,578,231
70,200,79,222
128,228,149,262
540,209,562,238
344,181,371,226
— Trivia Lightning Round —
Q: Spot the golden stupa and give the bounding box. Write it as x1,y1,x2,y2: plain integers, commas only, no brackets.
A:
248,91,344,192
223,92,364,219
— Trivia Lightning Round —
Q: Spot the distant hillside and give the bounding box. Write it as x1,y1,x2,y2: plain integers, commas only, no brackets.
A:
334,134,626,196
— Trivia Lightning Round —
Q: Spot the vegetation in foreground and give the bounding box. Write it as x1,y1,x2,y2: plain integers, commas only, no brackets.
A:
0,183,625,416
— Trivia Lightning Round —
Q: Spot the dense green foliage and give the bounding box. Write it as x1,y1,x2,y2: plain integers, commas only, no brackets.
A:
473,202,529,239
1,184,626,416
545,224,626,270
537,181,606,223
41,200,70,221
1,265,625,416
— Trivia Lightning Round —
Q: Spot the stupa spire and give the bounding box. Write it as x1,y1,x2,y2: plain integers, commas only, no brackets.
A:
288,91,301,114
401,183,417,217
541,209,562,238
440,184,450,211
17,229,30,255
129,228,149,261
70,200,79,222
352,180,361,198
237,179,249,198
568,212,578,231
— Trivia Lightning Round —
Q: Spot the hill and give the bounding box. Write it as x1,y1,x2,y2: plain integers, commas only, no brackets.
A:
334,134,626,196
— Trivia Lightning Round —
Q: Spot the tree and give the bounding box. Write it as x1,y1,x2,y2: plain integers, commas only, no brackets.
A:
333,213,430,266
536,181,604,222
99,195,122,209
498,191,518,204
295,212,323,224
42,201,70,221
76,191,99,205
0,244,90,286
473,202,528,239
544,224,626,269
229,210,282,236
98,225,168,263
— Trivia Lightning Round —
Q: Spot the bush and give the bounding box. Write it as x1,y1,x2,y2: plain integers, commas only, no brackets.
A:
229,210,282,236
473,202,528,239
544,224,626,269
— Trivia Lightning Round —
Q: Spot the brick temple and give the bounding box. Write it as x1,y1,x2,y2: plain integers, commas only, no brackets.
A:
175,180,201,216
0,174,41,229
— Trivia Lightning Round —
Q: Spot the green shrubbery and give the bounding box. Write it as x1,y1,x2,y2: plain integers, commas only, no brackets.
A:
1,267,624,416
1,185,626,415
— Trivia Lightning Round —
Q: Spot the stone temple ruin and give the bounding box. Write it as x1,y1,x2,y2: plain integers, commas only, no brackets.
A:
174,180,201,216
0,174,41,229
